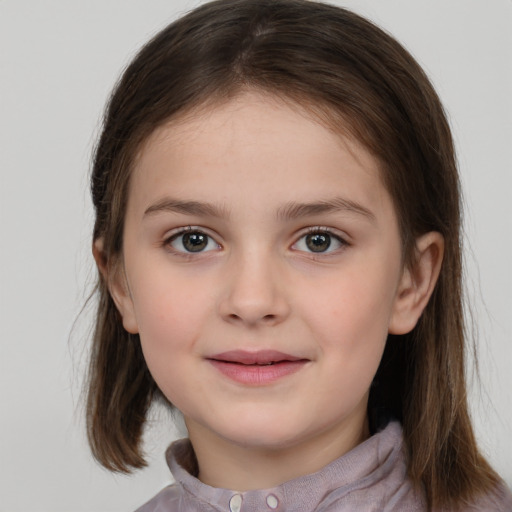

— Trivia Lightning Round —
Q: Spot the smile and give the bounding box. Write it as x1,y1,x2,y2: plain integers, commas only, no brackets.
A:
207,350,309,385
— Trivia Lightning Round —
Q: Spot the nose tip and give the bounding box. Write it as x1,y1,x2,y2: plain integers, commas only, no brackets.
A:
218,256,290,327
222,294,288,327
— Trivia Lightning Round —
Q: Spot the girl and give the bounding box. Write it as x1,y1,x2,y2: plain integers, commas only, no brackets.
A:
86,0,512,510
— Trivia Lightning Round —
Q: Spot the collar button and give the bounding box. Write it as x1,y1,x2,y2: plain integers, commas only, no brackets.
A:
229,493,243,512
266,494,279,509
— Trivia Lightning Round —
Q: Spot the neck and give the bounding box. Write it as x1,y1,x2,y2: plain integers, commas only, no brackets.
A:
186,414,370,491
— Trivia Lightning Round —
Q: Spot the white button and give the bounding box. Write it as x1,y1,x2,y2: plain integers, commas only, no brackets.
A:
266,494,279,509
229,493,243,512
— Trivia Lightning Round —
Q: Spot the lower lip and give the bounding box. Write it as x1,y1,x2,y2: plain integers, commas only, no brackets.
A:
208,360,307,385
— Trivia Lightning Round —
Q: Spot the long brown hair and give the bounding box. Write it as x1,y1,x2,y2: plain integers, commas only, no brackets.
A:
87,0,500,507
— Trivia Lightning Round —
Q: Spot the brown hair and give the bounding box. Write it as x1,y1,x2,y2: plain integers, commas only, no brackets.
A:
87,0,500,507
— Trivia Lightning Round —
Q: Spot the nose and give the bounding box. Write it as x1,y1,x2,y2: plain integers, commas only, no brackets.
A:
218,249,290,327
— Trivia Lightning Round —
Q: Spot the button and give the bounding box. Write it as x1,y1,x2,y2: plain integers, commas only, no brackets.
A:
266,494,279,509
229,493,243,512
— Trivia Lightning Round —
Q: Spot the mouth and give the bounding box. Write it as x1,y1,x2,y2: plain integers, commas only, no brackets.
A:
207,350,309,385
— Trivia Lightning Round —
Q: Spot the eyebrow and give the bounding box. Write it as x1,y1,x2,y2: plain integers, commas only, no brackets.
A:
144,198,230,219
277,197,376,222
143,196,376,222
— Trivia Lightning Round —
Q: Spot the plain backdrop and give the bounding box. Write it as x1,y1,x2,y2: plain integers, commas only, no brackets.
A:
0,1,511,511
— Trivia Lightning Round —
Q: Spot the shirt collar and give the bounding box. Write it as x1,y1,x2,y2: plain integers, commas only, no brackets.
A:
165,421,403,512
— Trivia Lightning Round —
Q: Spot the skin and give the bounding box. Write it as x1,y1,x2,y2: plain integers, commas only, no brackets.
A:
102,91,443,491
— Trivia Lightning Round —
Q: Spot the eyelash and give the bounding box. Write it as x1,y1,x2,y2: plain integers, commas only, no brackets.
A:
163,226,349,256
292,227,348,255
164,226,220,255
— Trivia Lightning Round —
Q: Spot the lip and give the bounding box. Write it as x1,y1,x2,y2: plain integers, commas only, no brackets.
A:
207,350,309,385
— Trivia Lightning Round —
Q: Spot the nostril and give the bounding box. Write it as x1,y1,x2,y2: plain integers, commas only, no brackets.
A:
226,312,277,323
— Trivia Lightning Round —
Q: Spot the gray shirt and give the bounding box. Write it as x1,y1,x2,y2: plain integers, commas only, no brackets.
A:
135,421,512,511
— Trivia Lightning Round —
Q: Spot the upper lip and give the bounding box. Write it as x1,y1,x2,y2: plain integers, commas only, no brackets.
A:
208,350,306,365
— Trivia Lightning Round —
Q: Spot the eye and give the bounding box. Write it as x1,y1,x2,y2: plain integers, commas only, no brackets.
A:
167,229,220,253
292,229,346,254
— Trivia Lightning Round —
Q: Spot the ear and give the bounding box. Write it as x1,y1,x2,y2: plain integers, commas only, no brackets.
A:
93,238,139,334
388,232,444,335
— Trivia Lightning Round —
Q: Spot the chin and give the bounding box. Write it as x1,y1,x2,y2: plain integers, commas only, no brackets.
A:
214,418,316,452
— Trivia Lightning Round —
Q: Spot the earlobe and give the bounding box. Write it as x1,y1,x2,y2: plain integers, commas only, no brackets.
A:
92,238,139,334
388,232,444,335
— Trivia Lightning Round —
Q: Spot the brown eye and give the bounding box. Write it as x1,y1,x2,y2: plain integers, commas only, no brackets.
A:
292,229,346,254
305,233,331,252
169,230,218,253
183,232,208,252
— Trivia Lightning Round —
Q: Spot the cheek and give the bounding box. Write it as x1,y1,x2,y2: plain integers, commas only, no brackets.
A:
300,258,400,391
129,273,210,383
135,292,205,410
306,267,398,344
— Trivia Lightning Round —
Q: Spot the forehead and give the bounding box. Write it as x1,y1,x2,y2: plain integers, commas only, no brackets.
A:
128,91,390,216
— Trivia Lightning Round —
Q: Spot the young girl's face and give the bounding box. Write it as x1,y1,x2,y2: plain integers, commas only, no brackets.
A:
112,92,410,457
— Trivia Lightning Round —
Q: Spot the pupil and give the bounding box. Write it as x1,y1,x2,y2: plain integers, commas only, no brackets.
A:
306,233,331,252
183,232,207,252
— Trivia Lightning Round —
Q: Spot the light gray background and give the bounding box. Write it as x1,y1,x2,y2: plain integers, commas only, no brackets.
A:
1,1,511,510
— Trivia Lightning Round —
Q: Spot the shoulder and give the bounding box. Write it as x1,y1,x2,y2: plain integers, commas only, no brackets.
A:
134,484,183,512
462,482,512,512
433,482,512,512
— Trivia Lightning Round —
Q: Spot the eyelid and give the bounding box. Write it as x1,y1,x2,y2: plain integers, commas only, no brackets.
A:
291,226,350,254
164,225,218,240
161,225,349,256
163,226,222,254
